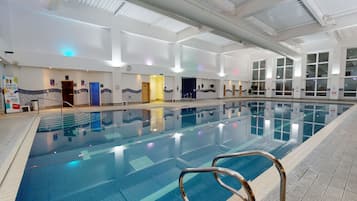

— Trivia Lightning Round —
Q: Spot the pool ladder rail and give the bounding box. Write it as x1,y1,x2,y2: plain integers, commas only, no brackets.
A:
179,150,286,201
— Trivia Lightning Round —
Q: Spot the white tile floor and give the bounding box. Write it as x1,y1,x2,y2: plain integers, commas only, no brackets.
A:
260,105,357,201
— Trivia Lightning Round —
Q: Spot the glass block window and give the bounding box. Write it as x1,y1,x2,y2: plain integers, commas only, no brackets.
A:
305,52,329,96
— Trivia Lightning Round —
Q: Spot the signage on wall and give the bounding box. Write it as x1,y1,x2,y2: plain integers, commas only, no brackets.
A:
2,75,21,113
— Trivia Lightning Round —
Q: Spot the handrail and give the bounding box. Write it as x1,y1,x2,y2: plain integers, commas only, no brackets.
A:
179,167,255,201
212,150,286,201
35,98,74,117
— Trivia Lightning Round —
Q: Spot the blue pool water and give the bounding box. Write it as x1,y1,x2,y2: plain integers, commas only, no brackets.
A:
16,101,351,201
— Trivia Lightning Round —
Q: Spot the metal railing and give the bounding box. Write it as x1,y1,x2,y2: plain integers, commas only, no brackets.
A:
179,167,255,201
212,150,286,201
35,97,74,116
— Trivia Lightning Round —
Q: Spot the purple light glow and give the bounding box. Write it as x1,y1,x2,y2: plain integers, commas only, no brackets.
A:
147,142,155,149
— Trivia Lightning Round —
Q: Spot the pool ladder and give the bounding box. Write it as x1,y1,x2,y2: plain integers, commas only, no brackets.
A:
179,150,286,201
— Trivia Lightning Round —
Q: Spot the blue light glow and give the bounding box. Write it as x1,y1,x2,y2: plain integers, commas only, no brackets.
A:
61,48,75,57
66,160,80,167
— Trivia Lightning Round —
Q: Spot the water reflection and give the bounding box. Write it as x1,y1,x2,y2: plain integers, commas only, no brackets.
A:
18,101,351,201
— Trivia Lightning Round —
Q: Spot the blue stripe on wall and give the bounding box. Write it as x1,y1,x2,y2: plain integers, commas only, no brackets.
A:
122,88,142,93
101,88,112,93
18,88,62,95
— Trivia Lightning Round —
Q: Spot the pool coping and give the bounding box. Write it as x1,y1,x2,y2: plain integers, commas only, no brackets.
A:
228,102,357,201
0,115,40,201
0,97,355,201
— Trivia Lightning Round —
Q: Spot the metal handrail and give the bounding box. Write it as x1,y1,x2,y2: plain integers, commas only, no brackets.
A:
36,98,74,116
179,167,255,201
212,150,286,201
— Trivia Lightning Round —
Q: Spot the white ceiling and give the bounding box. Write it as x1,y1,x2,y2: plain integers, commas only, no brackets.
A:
194,32,236,46
314,0,357,17
77,0,125,14
253,0,316,32
76,0,191,33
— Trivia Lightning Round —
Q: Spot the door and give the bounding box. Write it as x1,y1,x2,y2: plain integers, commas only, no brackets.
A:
232,85,236,96
239,85,243,96
181,78,196,99
223,85,226,97
142,82,150,103
90,82,100,106
61,81,74,107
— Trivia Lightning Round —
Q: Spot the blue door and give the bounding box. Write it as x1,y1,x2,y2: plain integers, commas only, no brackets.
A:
89,82,100,106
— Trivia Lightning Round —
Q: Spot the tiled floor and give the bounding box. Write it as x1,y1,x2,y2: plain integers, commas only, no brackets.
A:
0,114,37,183
261,105,357,201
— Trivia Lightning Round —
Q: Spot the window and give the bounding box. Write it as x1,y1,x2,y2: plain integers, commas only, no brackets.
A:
302,104,327,142
344,48,357,97
275,57,293,96
273,103,291,141
251,60,266,95
250,102,265,136
305,52,329,96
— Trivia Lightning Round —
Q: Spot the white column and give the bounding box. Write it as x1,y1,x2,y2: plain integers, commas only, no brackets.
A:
329,46,342,100
112,69,122,104
293,57,303,98
265,58,274,98
173,75,181,101
216,54,225,98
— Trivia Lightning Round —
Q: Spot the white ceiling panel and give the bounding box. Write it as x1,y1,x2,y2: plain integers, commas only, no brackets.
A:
253,0,316,32
194,32,235,46
153,17,191,33
118,2,191,32
118,2,163,24
314,0,357,17
77,0,124,14
336,26,357,40
292,32,330,44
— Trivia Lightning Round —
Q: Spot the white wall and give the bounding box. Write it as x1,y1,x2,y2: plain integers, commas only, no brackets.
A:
224,54,250,81
121,32,174,67
9,6,111,61
181,46,218,77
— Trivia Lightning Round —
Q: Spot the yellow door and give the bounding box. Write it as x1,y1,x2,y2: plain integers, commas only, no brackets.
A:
142,82,150,103
223,85,226,97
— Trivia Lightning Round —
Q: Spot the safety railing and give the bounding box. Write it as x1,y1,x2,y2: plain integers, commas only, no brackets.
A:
179,167,255,201
36,97,74,117
178,150,286,201
212,150,286,201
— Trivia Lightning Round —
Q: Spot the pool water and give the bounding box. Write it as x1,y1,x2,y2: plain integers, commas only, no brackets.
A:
16,101,351,201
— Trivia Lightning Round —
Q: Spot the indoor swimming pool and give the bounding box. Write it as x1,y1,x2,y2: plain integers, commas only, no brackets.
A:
16,101,351,201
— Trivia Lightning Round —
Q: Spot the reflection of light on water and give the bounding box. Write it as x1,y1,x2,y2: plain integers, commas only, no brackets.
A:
113,145,125,152
232,122,238,128
67,160,80,168
147,142,155,149
218,123,225,128
172,132,183,139
197,130,203,136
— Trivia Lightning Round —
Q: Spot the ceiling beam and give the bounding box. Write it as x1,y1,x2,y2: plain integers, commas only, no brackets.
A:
176,26,212,43
300,0,327,26
245,16,277,36
220,43,245,54
277,11,357,41
234,0,285,18
126,0,299,58
181,38,221,53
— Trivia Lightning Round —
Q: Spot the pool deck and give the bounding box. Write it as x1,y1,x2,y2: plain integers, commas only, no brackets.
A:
258,103,357,201
0,97,356,201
